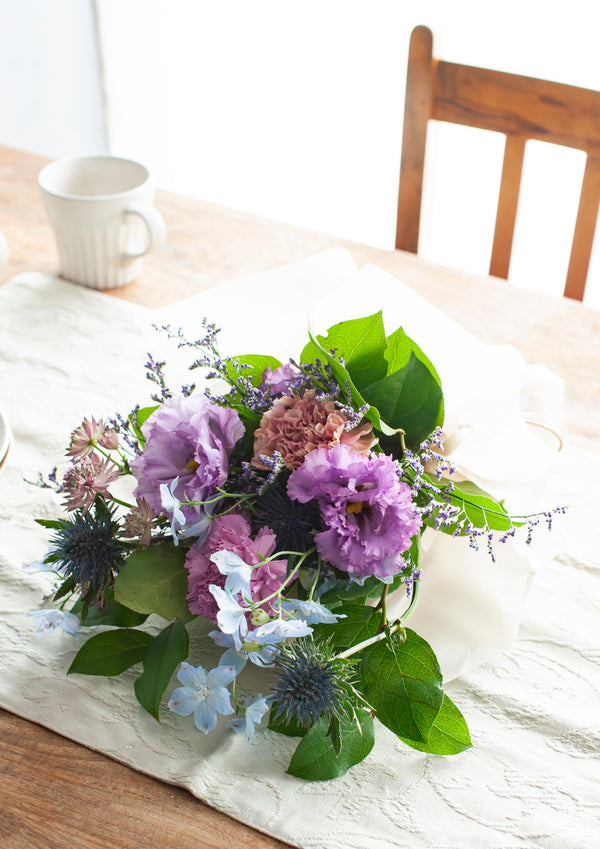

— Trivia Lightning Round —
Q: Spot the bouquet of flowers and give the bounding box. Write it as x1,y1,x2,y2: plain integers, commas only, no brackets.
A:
31,311,557,781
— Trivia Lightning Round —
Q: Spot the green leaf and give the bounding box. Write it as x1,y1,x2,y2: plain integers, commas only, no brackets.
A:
384,326,443,388
316,312,389,393
312,603,381,650
319,572,407,607
71,593,148,628
268,711,307,737
425,477,524,533
114,543,193,623
287,712,375,781
228,353,282,388
360,628,443,743
35,518,63,530
400,693,472,755
361,352,444,447
134,619,189,721
68,628,154,676
53,576,76,602
130,405,159,442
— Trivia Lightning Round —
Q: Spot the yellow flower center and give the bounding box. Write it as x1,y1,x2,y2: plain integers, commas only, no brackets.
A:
346,501,364,514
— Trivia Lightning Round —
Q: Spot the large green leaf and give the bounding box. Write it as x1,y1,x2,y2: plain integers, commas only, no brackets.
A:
134,619,189,721
400,693,472,755
287,712,375,781
71,593,148,628
312,603,382,650
360,628,443,743
114,543,193,623
424,477,524,534
316,312,389,392
361,352,444,447
268,711,307,738
227,353,282,388
68,629,154,677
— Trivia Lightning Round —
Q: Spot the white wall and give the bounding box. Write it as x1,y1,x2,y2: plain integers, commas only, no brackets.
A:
95,0,600,308
0,0,106,157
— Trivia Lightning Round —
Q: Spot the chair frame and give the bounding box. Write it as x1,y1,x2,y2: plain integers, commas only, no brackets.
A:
396,25,600,300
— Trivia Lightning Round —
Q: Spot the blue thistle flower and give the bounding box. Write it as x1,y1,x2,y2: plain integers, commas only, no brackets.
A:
269,639,358,730
253,473,321,556
45,499,127,600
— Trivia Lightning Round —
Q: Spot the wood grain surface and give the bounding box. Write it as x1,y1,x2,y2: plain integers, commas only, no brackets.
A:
0,144,599,849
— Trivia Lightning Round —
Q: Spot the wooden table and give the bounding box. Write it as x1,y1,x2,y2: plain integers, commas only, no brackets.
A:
1,145,599,849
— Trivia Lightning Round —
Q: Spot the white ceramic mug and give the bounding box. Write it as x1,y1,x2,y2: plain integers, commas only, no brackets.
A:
0,229,8,271
39,155,167,290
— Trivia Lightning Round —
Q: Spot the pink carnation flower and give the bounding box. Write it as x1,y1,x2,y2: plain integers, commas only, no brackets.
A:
252,389,375,471
186,513,286,622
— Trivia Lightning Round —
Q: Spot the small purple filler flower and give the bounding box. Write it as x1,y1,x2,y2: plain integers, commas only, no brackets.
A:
287,444,421,582
131,394,244,530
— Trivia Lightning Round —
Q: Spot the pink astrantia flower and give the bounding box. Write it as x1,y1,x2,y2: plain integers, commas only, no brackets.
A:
122,497,158,548
61,453,121,513
185,513,286,622
67,417,118,461
252,389,375,471
287,443,421,582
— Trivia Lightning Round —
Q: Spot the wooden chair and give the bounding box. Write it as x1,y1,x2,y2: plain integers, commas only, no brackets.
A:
396,25,600,300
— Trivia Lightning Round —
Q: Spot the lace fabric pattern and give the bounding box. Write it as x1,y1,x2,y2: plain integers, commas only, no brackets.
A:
1,264,598,849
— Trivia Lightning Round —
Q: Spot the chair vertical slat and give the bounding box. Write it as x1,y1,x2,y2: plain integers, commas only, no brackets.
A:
489,135,525,279
395,26,433,253
565,155,600,300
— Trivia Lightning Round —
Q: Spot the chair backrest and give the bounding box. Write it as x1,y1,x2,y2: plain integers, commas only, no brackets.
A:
396,25,600,301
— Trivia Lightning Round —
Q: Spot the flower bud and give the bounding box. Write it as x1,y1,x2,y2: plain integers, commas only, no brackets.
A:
249,608,271,627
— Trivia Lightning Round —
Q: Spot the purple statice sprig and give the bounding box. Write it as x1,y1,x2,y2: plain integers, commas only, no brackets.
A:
397,427,566,562
24,466,60,491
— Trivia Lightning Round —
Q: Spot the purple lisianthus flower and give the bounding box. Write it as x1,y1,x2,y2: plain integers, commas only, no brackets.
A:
260,361,301,396
130,394,244,532
287,444,421,582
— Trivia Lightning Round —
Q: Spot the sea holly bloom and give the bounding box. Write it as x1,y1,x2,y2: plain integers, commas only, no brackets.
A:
29,609,81,637
61,454,121,513
168,661,236,734
269,638,358,731
185,513,286,621
46,501,128,599
68,417,118,461
228,693,270,741
287,444,422,582
131,393,244,534
252,389,375,471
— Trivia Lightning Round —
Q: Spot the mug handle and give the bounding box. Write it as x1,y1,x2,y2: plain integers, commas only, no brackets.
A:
0,230,9,271
122,203,167,261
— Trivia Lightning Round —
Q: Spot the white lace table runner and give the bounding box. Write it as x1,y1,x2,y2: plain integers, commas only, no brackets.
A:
1,252,598,849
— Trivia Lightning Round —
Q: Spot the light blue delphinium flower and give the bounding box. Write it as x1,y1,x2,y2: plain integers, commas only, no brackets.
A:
159,478,186,545
248,617,313,645
228,693,270,742
210,631,279,673
210,549,252,599
29,609,81,637
278,599,346,625
168,661,236,734
209,584,249,649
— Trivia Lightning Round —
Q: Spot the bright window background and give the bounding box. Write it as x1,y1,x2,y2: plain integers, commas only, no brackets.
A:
2,0,600,309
